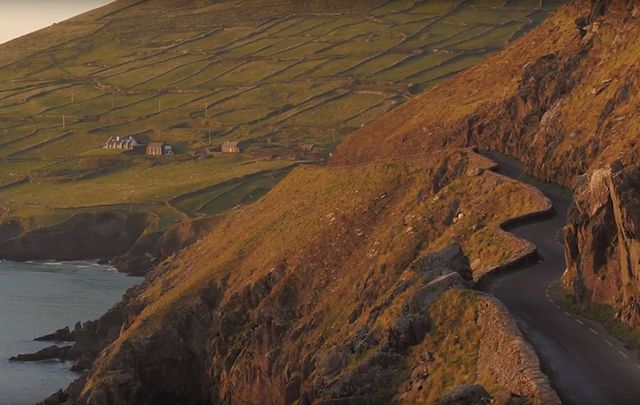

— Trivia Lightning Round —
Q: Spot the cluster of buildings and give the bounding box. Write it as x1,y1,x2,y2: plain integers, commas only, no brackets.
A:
104,136,173,156
104,136,138,150
105,137,316,157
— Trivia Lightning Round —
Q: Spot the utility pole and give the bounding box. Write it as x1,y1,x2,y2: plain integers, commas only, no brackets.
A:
62,115,66,130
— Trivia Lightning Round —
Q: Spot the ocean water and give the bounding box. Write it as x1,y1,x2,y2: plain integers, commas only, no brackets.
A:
0,260,140,405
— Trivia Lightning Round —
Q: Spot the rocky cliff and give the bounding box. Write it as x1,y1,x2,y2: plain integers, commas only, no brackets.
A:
0,211,154,264
331,0,640,325
332,0,640,186
111,216,221,276
0,212,219,276
22,0,640,402
563,164,640,325
37,149,557,404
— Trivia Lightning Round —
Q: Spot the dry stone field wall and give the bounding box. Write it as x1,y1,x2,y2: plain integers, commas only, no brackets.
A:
0,0,561,233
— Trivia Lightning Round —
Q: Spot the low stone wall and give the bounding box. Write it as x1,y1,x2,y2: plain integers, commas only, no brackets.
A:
474,168,554,286
476,294,560,404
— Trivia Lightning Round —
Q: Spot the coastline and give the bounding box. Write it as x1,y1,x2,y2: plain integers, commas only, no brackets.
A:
0,260,141,404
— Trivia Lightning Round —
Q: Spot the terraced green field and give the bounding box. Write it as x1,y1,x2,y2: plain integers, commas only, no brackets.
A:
0,0,562,230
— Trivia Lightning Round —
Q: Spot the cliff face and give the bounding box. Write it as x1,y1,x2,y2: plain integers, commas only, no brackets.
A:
0,212,219,275
111,216,221,276
330,0,640,325
333,1,640,185
564,165,640,324
47,150,557,404
0,211,154,263
28,0,640,402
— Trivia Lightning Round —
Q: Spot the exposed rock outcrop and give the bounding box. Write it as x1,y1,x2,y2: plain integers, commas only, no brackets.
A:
111,216,220,275
330,0,640,326
10,345,73,363
0,217,26,241
0,210,220,275
36,326,75,342
0,211,154,267
314,246,472,404
18,281,147,373
440,384,491,405
563,164,640,325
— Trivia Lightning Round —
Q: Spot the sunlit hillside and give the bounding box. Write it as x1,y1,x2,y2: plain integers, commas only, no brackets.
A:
0,0,561,230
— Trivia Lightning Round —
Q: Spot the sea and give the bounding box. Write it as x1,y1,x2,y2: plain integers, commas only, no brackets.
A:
0,260,140,405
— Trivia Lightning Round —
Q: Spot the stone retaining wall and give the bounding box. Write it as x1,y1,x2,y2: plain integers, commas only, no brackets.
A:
476,294,560,404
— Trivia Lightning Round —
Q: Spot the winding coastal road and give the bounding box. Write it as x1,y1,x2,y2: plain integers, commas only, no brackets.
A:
483,151,640,405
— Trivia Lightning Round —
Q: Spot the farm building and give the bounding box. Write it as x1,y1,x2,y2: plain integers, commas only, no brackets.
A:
221,141,243,153
105,136,138,150
146,142,174,156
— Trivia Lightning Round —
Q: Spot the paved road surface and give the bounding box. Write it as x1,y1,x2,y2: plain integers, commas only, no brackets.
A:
482,151,640,405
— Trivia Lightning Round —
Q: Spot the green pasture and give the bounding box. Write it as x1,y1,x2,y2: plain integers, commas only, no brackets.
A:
0,0,561,227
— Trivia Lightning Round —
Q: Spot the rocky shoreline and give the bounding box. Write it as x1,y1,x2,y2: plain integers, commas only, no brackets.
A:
0,212,219,276
20,244,560,405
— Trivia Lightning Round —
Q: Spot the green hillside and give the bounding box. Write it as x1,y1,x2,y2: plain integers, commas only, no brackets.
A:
0,0,561,230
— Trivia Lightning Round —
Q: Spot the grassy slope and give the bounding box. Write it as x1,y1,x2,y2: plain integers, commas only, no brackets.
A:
327,0,640,357
0,1,572,402
332,1,640,188
79,148,550,403
331,3,580,166
0,0,559,231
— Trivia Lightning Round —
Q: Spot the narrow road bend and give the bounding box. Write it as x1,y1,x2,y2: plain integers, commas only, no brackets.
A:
481,151,640,405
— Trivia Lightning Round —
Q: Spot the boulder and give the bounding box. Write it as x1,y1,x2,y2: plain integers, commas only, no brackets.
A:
440,384,491,405
388,313,430,350
410,244,472,282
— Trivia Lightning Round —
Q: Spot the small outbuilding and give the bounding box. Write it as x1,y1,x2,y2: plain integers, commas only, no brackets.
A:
146,142,173,156
105,136,138,150
221,141,243,153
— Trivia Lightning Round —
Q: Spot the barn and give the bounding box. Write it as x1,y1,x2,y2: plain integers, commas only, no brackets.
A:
146,142,173,156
